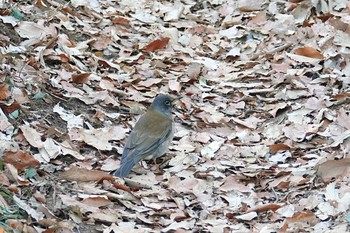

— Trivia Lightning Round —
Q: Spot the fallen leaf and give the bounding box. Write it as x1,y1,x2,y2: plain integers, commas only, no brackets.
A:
317,159,350,182
142,37,170,52
131,11,157,23
247,203,282,213
81,197,112,207
236,212,257,221
286,210,317,224
0,84,10,100
15,21,46,39
60,166,114,182
0,102,21,114
200,140,224,159
269,144,291,154
13,195,44,221
112,17,130,27
72,73,91,84
168,79,181,92
294,47,323,59
75,126,128,151
1,151,40,172
19,125,44,148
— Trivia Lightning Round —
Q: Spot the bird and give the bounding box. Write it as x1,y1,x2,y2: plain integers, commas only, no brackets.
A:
114,94,178,177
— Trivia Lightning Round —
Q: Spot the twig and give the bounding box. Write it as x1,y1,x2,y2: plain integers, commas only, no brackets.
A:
250,42,293,60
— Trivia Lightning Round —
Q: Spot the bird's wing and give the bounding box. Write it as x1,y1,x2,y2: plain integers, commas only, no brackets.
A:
121,109,173,163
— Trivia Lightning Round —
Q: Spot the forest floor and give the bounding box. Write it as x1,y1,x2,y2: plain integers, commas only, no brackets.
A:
1,0,350,232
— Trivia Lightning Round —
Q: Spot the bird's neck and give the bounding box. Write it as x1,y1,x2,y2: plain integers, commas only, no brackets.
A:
149,106,172,118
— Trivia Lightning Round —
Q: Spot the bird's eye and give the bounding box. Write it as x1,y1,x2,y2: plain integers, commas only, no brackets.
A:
165,101,171,106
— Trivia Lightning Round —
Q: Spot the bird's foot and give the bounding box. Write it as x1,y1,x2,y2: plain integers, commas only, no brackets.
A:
132,163,148,175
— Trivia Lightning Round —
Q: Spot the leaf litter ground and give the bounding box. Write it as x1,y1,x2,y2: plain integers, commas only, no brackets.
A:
1,0,350,232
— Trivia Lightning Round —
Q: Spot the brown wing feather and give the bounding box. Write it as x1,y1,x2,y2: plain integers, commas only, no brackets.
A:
123,108,172,161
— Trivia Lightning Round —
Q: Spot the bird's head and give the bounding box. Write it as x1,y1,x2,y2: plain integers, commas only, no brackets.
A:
151,94,180,116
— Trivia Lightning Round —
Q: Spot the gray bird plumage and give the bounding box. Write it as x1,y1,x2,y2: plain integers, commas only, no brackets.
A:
114,94,177,177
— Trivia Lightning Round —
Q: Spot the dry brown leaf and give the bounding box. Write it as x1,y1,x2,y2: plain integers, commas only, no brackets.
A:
62,6,79,17
0,102,21,114
80,197,112,207
220,175,253,193
60,167,114,182
279,222,288,233
88,212,120,223
27,56,40,70
42,227,71,233
317,159,350,182
0,84,10,100
33,191,46,203
137,78,162,87
294,47,324,59
72,73,91,84
76,126,128,151
247,203,282,213
142,37,170,52
331,92,350,101
34,0,47,9
113,182,132,193
269,144,291,154
1,151,40,172
286,210,317,224
19,125,44,148
0,172,10,186
4,220,23,232
286,52,321,63
44,54,69,63
37,219,57,228
112,17,130,27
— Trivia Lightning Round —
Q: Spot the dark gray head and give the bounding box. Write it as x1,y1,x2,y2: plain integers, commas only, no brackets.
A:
150,94,177,116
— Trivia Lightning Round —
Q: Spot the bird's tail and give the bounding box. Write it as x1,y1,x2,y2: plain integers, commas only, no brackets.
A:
113,158,137,178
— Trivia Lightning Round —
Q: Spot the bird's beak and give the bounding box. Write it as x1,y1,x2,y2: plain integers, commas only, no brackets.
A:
171,96,182,112
172,96,182,102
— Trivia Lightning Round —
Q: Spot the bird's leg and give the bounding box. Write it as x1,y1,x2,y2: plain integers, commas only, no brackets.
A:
159,154,172,169
132,162,148,175
150,157,161,173
153,153,173,172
